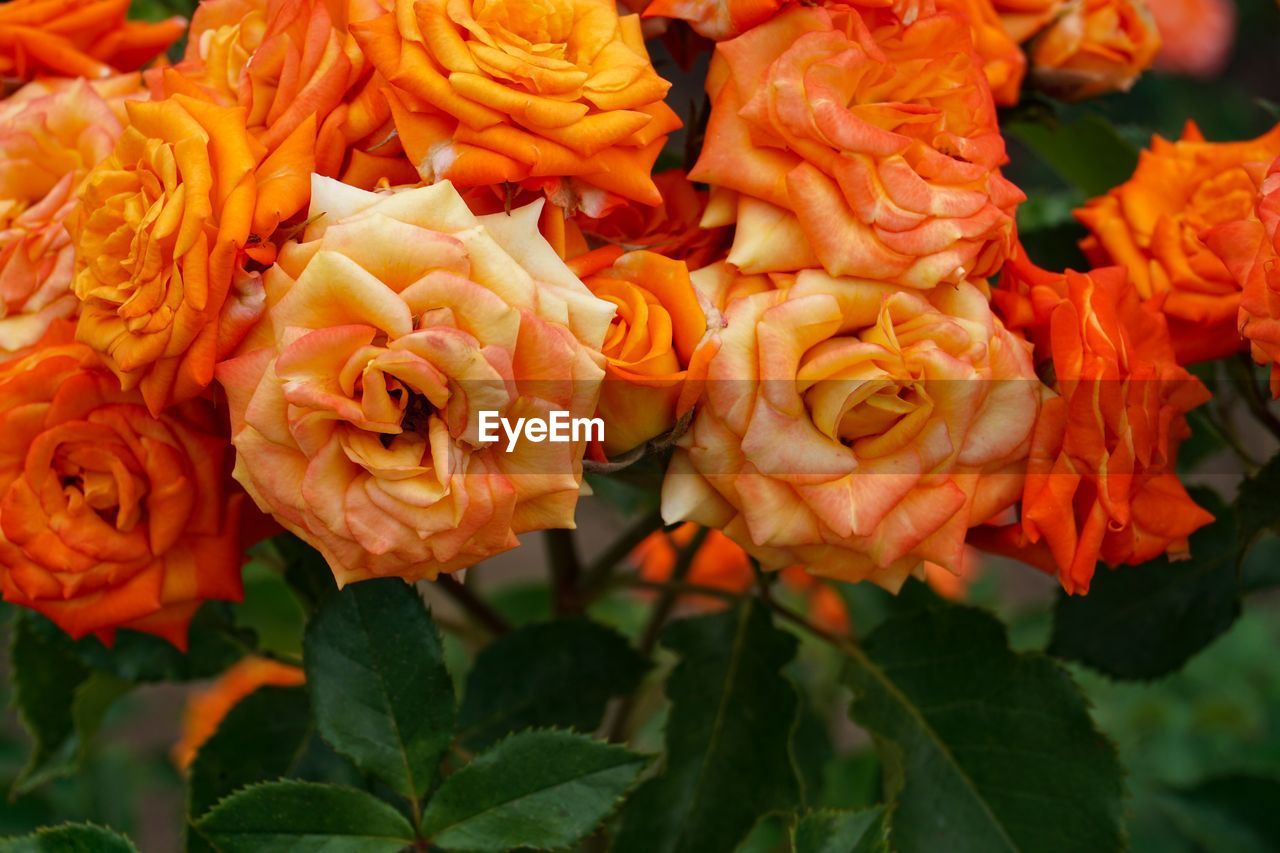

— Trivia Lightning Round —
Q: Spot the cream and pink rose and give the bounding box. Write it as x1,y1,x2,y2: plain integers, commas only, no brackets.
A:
0,80,123,355
219,176,615,585
661,272,1041,589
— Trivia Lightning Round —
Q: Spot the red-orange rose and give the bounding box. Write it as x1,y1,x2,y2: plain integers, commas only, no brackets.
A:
983,251,1212,593
1205,155,1280,397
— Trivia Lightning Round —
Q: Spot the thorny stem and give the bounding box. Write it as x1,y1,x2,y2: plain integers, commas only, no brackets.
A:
436,575,510,636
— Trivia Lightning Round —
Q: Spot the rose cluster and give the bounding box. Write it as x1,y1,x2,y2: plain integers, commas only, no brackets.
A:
0,0,1261,646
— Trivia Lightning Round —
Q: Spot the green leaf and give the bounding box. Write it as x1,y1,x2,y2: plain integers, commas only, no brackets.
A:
277,535,338,613
844,605,1124,853
1158,774,1280,853
196,781,415,852
1006,116,1139,197
792,808,889,853
0,823,138,852
187,686,314,818
24,603,248,683
1234,451,1280,546
304,578,453,802
419,729,647,851
1048,489,1242,679
457,618,647,749
9,613,130,795
613,599,802,853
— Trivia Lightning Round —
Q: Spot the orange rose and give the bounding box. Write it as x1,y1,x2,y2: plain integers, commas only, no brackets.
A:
992,0,1064,42
1028,0,1160,100
661,271,1041,589
1075,122,1280,363
173,656,306,769
0,332,245,646
68,94,314,415
218,177,614,585
568,247,719,456
156,0,417,190
0,80,124,355
633,522,754,604
0,0,185,81
642,0,786,40
578,170,731,271
631,523,850,632
691,4,1022,287
1205,155,1280,397
1149,0,1234,78
983,252,1212,593
350,0,682,215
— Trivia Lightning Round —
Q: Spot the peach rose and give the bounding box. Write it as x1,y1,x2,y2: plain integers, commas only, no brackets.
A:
568,246,719,456
0,0,185,81
173,656,306,769
984,252,1212,593
691,4,1022,287
0,80,124,355
578,170,731,271
155,0,417,190
0,331,245,646
661,271,1041,589
1076,122,1280,363
68,94,315,415
350,0,681,215
1149,0,1234,78
218,177,614,585
1205,155,1280,396
1028,0,1160,100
